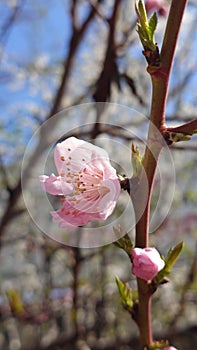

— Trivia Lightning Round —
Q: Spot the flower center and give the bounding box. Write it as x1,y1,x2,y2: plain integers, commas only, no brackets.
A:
63,163,109,205
77,166,108,200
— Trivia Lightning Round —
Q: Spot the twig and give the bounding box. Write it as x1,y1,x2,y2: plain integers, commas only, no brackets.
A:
92,0,122,135
167,118,197,135
0,0,104,242
88,0,109,24
0,0,26,64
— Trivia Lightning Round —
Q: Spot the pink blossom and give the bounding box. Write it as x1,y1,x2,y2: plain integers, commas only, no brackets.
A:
132,247,165,281
145,0,168,17
40,137,121,231
164,347,178,350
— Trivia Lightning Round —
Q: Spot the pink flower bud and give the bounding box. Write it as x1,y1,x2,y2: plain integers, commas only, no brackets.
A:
132,247,165,281
145,0,168,17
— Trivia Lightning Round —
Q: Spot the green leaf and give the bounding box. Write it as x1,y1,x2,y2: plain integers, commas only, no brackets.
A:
135,0,159,56
154,242,183,285
113,227,133,256
6,290,25,314
165,241,184,271
148,12,157,41
137,0,147,26
115,276,133,312
168,131,191,142
149,339,169,349
132,143,143,177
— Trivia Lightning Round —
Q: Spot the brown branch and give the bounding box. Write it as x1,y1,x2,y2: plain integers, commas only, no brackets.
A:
135,0,189,246
88,0,109,24
167,118,197,135
171,144,197,151
133,0,188,347
49,0,104,119
91,0,122,137
0,0,104,243
116,20,136,55
59,124,140,142
167,114,197,122
0,0,26,65
0,0,25,42
71,248,82,337
70,0,78,29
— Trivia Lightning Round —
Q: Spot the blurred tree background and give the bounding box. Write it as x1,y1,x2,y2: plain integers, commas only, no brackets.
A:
0,0,197,349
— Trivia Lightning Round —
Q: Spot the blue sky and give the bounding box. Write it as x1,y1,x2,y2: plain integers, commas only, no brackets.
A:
0,0,197,164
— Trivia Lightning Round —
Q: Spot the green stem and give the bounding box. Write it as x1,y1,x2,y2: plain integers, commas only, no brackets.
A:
133,0,188,347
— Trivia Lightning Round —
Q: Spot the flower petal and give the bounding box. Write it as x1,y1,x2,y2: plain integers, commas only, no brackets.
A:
97,178,121,217
91,155,118,180
40,137,121,230
51,200,103,231
54,137,92,175
132,247,165,281
39,174,72,195
54,137,110,176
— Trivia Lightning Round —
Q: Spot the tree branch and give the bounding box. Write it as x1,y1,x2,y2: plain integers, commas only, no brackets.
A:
91,0,122,137
167,118,197,135
0,0,104,242
133,0,188,347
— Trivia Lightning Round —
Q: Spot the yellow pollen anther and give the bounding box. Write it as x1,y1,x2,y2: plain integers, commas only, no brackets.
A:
72,210,79,215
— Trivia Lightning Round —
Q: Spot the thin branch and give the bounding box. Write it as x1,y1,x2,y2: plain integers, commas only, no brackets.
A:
91,0,122,137
0,0,104,242
48,0,104,119
166,114,197,122
88,0,109,24
167,118,197,135
0,0,25,42
93,0,122,104
70,0,78,29
0,154,12,193
116,20,136,55
0,0,26,64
